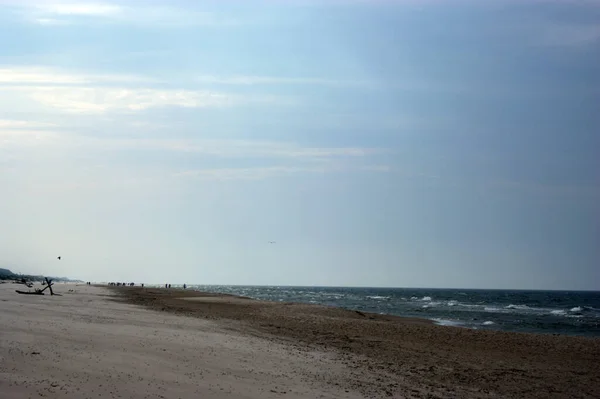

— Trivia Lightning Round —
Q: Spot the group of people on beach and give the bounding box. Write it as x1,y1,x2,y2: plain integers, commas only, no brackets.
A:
163,284,187,289
107,282,188,289
108,282,137,287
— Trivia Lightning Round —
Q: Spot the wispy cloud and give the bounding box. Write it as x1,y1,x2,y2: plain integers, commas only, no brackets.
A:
8,86,237,113
194,75,372,88
52,136,382,160
0,66,154,85
0,119,56,128
12,1,239,27
34,3,121,16
0,119,59,148
0,66,290,113
173,164,390,181
1,122,388,182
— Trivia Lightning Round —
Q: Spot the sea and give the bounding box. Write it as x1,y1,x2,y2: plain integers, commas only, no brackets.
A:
183,285,600,337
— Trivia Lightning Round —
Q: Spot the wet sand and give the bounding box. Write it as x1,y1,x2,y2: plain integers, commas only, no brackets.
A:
1,283,599,398
114,286,600,398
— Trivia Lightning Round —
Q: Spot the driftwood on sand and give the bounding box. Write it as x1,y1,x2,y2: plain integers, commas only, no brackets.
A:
15,278,60,296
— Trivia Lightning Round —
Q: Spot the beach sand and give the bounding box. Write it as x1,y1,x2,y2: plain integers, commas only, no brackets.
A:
1,283,599,398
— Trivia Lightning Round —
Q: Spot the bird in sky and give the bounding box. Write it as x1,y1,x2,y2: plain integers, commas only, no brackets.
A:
57,256,61,260
268,241,276,244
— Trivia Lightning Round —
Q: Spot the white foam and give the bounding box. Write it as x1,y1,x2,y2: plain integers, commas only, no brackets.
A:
482,321,495,326
484,307,502,312
433,318,464,327
550,310,566,315
506,304,530,310
447,300,459,307
366,296,390,300
569,306,583,313
410,296,419,301
421,296,432,301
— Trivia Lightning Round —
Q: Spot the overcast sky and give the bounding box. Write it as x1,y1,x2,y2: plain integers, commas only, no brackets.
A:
1,0,598,289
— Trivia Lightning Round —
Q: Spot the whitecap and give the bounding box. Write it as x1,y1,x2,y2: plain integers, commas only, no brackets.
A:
506,304,529,310
550,310,566,316
482,321,495,326
366,296,390,300
421,296,432,301
569,306,583,314
410,296,419,301
484,307,502,312
447,300,459,307
433,319,464,327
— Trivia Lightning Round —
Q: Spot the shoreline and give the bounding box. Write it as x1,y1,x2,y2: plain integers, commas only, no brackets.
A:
120,284,598,337
108,285,600,398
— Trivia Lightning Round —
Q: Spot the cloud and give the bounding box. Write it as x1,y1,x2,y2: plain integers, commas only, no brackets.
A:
9,86,236,113
173,164,390,181
194,75,372,88
0,119,59,148
0,66,289,113
173,166,319,181
12,1,239,27
0,119,56,128
55,137,381,160
0,66,154,85
31,17,70,25
34,3,121,16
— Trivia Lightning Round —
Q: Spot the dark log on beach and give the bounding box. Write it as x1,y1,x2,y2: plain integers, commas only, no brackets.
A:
15,290,44,295
44,278,54,296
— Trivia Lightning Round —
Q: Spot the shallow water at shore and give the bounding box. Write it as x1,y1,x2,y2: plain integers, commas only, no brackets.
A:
162,285,600,336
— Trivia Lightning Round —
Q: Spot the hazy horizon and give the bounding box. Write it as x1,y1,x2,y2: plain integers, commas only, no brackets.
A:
1,0,598,290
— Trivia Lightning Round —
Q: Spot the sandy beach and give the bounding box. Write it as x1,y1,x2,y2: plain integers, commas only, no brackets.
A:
1,283,599,398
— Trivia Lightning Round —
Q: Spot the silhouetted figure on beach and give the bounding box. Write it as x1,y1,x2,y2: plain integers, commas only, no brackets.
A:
141,283,144,288
183,284,187,289
168,284,171,288
165,284,168,288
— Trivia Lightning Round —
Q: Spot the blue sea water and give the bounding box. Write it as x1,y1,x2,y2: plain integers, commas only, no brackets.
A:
182,286,600,337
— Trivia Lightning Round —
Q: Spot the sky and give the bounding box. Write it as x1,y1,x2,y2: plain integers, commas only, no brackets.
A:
0,0,598,289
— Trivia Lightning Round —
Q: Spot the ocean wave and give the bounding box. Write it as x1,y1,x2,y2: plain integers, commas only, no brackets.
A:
456,303,483,308
482,321,495,326
506,304,530,310
366,296,390,300
484,307,502,312
433,318,464,327
550,310,566,316
569,306,583,314
447,300,459,307
421,296,432,301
